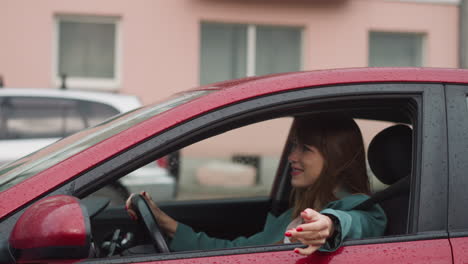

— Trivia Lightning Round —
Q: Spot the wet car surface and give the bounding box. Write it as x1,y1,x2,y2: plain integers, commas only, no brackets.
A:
0,68,468,264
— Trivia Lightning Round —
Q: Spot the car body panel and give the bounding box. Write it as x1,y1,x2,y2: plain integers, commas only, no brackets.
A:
445,85,468,264
0,68,466,263
446,85,468,231
450,237,468,264
79,239,451,264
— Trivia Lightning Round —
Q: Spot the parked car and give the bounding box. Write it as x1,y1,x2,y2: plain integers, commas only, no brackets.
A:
0,88,177,203
1,68,468,263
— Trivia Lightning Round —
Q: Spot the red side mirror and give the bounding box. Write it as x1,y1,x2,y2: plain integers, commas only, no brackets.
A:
9,195,91,262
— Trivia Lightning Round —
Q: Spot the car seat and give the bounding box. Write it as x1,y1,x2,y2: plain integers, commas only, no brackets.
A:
354,124,412,235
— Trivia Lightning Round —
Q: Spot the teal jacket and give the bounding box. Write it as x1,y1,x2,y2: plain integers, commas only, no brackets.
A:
170,194,387,252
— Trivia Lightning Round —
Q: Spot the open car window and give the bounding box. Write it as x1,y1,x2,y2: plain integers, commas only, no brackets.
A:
88,118,293,205
177,117,292,200
88,117,399,204
83,95,416,262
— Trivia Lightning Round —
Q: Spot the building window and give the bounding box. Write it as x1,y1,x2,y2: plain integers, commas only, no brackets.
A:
369,32,424,67
55,15,121,90
200,22,302,85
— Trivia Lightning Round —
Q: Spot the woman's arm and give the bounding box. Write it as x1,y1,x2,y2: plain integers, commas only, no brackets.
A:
126,192,178,238
170,214,285,251
319,204,387,251
289,196,387,255
170,209,294,251
285,208,336,255
126,192,293,251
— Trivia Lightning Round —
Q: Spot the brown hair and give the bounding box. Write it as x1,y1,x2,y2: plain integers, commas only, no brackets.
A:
291,113,370,217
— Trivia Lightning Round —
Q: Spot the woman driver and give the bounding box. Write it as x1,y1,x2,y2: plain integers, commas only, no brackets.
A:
126,113,387,256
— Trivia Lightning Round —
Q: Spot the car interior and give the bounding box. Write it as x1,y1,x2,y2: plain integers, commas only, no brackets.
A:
81,97,416,259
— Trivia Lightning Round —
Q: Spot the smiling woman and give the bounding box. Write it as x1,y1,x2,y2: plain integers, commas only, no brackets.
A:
289,114,370,215
126,113,386,256
286,114,380,255
288,142,324,188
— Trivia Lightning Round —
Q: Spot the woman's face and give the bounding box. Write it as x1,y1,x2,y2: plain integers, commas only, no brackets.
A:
288,142,325,188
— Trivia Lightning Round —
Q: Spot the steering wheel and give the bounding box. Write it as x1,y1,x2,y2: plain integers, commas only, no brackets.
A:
130,194,170,253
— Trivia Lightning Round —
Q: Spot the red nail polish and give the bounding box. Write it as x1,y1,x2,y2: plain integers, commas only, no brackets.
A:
125,205,128,210
296,227,303,232
143,191,147,196
285,232,292,237
294,249,300,254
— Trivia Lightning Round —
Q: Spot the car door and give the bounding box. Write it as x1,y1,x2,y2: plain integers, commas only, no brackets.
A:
446,84,468,264
72,82,452,263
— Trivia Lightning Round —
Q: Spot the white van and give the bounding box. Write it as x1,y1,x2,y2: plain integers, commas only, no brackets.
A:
0,88,176,204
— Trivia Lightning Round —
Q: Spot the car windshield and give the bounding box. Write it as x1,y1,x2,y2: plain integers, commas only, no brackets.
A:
0,90,211,192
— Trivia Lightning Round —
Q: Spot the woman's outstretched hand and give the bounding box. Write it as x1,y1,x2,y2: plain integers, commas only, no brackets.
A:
125,191,178,238
286,208,335,256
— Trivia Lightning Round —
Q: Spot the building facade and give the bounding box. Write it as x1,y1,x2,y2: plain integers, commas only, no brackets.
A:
0,0,459,158
0,0,461,197
0,0,459,101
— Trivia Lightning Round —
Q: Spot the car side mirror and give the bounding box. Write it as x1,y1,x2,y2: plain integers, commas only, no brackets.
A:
7,195,92,262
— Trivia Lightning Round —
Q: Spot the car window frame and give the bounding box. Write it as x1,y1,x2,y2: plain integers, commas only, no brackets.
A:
72,84,424,203
78,83,446,262
3,82,448,263
446,84,468,236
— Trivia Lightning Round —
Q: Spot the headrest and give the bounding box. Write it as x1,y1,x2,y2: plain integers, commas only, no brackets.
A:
368,125,412,185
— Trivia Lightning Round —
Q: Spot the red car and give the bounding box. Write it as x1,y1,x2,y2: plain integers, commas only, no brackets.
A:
1,68,468,264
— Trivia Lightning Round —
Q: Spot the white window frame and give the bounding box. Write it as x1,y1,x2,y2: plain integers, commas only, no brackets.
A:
53,15,122,91
246,24,304,77
246,25,257,77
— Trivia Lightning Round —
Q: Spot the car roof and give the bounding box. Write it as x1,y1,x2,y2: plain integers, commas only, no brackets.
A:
190,67,468,94
163,67,468,121
0,88,142,112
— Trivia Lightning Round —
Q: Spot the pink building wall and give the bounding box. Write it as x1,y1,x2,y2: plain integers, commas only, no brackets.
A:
0,0,459,157
0,0,459,98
